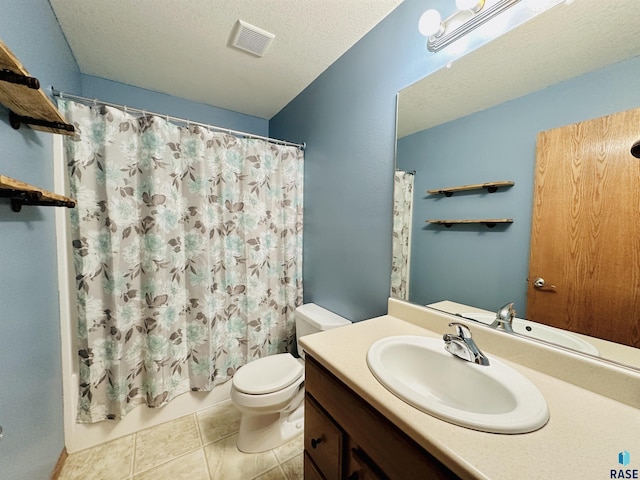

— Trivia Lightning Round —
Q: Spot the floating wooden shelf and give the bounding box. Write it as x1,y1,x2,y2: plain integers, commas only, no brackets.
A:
0,39,74,135
427,181,514,197
0,174,76,212
427,218,513,228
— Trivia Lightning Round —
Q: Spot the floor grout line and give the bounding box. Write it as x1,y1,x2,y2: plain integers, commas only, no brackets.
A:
129,445,206,478
130,430,137,479
60,405,303,480
193,412,215,480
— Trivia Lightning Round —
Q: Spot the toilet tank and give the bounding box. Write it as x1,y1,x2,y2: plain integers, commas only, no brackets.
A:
295,303,351,358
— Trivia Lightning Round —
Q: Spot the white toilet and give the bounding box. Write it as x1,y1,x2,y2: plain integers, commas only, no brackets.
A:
230,303,351,453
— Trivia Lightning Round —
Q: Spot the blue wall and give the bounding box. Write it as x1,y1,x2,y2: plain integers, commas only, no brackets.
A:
397,56,640,314
0,1,81,479
269,0,429,321
81,75,268,136
0,3,267,478
269,0,539,321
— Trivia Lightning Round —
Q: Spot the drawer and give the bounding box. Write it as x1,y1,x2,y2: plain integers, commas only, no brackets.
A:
305,396,344,479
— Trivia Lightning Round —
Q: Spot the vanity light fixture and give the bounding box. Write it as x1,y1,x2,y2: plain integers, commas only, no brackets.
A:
418,0,521,52
456,0,486,13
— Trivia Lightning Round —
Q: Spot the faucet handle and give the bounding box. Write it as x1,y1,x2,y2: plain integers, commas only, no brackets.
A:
448,322,472,339
497,302,516,320
444,322,490,366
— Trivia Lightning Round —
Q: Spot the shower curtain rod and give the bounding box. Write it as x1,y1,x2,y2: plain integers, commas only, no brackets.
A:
50,88,306,150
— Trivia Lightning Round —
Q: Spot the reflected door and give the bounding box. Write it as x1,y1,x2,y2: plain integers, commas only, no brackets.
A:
527,107,640,348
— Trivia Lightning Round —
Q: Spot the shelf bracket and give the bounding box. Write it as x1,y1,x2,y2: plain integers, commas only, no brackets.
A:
0,189,41,212
0,68,40,89
9,110,75,133
11,198,24,213
0,188,75,213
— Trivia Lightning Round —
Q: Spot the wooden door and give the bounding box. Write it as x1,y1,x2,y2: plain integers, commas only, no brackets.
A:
527,107,640,348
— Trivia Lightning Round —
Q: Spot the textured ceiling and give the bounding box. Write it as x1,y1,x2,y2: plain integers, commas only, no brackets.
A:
398,0,640,137
50,0,403,119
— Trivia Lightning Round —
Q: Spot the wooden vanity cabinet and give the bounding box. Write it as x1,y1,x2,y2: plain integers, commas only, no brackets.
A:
304,355,460,479
304,395,344,479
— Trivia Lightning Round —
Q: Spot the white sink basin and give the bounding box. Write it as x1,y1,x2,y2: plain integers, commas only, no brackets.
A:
460,313,599,356
367,335,549,434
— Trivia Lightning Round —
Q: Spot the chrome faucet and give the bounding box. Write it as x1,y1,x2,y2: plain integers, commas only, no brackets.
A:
443,322,490,366
490,302,516,333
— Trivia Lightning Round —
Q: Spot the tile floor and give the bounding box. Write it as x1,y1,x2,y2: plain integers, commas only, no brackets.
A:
58,401,303,480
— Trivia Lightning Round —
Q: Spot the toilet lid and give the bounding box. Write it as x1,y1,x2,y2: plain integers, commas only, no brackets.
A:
233,353,304,395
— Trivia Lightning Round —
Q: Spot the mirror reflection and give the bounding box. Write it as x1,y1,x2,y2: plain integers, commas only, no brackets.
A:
393,0,640,370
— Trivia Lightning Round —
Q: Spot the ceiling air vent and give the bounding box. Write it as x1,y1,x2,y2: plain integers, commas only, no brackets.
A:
230,20,275,57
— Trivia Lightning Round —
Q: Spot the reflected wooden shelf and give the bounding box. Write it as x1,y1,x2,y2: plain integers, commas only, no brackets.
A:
427,181,514,197
0,39,74,135
0,174,76,212
427,218,513,228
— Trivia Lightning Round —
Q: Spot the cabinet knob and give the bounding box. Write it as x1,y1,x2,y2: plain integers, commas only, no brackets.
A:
310,437,323,449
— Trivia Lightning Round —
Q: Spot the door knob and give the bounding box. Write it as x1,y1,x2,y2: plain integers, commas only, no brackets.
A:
533,277,556,290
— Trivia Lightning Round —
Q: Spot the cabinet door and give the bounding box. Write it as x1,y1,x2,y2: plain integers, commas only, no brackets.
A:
305,396,344,479
304,452,325,480
347,443,390,480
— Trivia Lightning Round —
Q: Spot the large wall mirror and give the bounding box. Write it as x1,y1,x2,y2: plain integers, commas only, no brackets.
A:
393,0,640,370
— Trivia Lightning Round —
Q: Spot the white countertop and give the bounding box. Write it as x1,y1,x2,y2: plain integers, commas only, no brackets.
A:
300,314,640,480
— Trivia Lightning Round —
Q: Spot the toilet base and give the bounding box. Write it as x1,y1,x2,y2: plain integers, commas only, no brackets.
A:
236,395,305,453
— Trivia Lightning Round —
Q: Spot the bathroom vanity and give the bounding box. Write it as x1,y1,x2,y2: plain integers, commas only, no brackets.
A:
304,355,456,479
300,299,640,479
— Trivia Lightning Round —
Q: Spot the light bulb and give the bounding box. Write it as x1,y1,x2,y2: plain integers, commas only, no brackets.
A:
418,9,445,37
455,0,485,13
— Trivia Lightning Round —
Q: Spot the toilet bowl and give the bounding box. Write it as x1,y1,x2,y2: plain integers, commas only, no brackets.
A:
230,303,351,453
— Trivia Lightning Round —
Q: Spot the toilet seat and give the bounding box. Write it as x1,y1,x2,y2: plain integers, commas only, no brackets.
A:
232,353,304,395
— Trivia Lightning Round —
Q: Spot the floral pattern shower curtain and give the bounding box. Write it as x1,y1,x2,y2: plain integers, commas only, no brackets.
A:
59,100,304,423
390,170,414,300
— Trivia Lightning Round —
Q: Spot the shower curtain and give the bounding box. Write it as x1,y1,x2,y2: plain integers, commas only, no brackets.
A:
58,100,304,423
390,170,414,300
